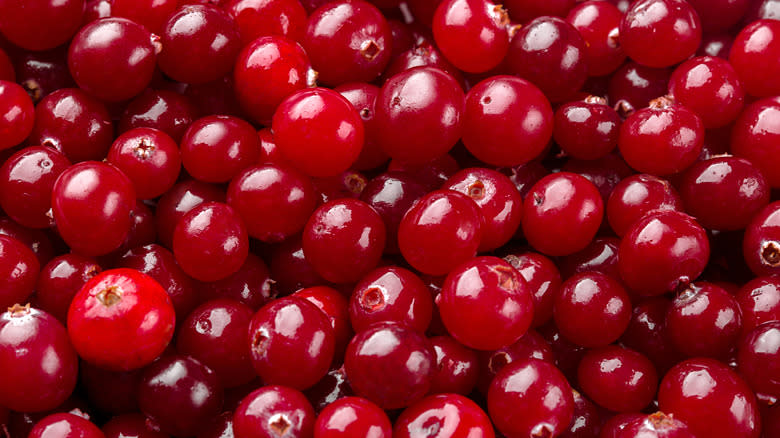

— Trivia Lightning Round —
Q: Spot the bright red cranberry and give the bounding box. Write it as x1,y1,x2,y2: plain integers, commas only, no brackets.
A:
158,5,241,84
101,413,169,438
68,18,157,102
617,412,696,438
226,0,307,44
314,396,392,438
398,190,482,276
29,88,113,163
344,322,435,409
28,413,103,438
139,354,224,437
273,87,364,177
503,251,561,328
302,0,392,86
619,210,709,296
233,386,315,438
52,161,136,256
737,320,780,400
554,97,620,160
522,172,603,256
37,254,100,324
619,99,704,176
432,0,509,73
502,0,575,22
0,81,34,150
607,174,682,237
743,201,780,276
67,268,175,370
736,276,780,336
107,128,181,200
154,179,225,248
394,394,494,438
608,62,671,112
439,256,534,351
294,286,352,361
680,156,769,231
488,358,574,438
180,115,260,183
350,266,432,333
375,67,464,165
335,82,389,171
302,199,385,284
119,89,196,143
620,0,701,68
173,202,249,282
429,335,479,395
0,0,85,51
578,345,658,413
0,305,78,412
669,56,745,128
658,358,761,438
476,330,554,394
730,19,780,98
731,97,780,188
566,1,625,76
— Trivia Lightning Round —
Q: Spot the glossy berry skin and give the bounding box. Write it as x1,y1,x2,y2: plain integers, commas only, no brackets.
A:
444,168,523,251
618,103,704,176
617,412,696,438
658,358,761,438
736,276,780,336
0,81,34,150
743,201,780,276
0,305,78,412
394,394,494,438
439,256,534,351
173,202,249,282
522,172,603,257
398,190,482,276
226,0,307,44
608,62,672,111
335,83,388,171
233,385,315,438
729,20,780,98
739,321,780,402
430,335,480,395
177,298,255,388
228,164,318,243
303,199,385,284
344,322,435,410
107,128,181,199
138,355,224,437
566,1,626,76
101,413,169,438
0,0,85,51
119,89,196,143
52,161,136,257
158,5,241,84
181,115,260,183
294,286,352,360
303,0,392,86
37,254,101,324
554,271,631,348
553,98,621,160
432,0,509,73
314,396,392,438
475,330,554,394
0,236,38,309
111,0,177,34
506,17,588,103
28,413,104,438
488,359,574,438
375,67,464,165
234,36,312,125
679,157,769,231
607,174,682,237
67,268,175,371
504,252,561,328
619,210,709,296
273,88,364,177
29,88,113,163
619,0,702,68
669,56,745,128
155,179,225,248
350,266,432,333
68,18,157,102
462,76,552,167
731,97,780,188
578,345,658,413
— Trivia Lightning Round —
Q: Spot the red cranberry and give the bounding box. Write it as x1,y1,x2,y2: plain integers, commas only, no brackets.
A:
578,345,658,413
0,235,39,308
476,330,555,394
502,0,575,23
608,62,671,112
0,0,85,51
294,286,352,361
606,174,682,237
729,19,780,98
736,276,780,336
394,393,494,438
561,389,601,438
102,413,169,438
620,297,682,374
107,128,181,200
269,236,326,295
566,1,626,76
617,412,696,438
737,320,780,400
28,413,103,438
743,201,780,276
429,335,479,395
558,237,621,280
561,153,633,204
669,56,745,128
382,41,464,87
358,173,426,254
180,115,260,183
233,385,315,438
154,179,225,248
503,251,561,328
619,0,701,68
0,80,34,150
731,97,780,188
37,254,101,324
350,266,432,333
226,0,307,44
601,413,647,438
314,396,392,438
0,48,12,82
335,82,389,171
112,0,178,34
305,365,354,412
119,89,196,144
554,97,621,161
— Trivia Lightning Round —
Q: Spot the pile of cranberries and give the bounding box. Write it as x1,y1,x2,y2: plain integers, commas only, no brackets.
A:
1,0,780,437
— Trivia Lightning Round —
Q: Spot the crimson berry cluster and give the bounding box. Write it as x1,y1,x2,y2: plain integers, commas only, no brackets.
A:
0,0,779,437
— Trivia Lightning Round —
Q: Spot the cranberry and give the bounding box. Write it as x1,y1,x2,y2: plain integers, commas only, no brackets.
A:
0,234,38,308
731,97,780,188
698,32,734,59
429,335,479,395
736,276,780,336
561,153,633,204
375,67,464,165
28,413,103,438
730,19,780,98
617,412,696,438
558,237,621,280
102,413,169,438
305,365,354,412
522,172,603,256
294,286,352,361
737,320,780,400
107,128,181,200
0,217,55,267
138,354,224,437
502,0,575,23
226,0,307,44
561,390,600,438
476,330,555,394
606,174,682,237
80,363,142,415
0,0,85,51
618,210,710,296
394,394,494,438
488,358,574,438
620,0,701,68
669,56,745,129
566,1,626,76
173,202,249,282
601,413,647,438
578,345,658,413
119,90,196,144
0,304,78,412
382,41,465,86
349,266,432,333
180,115,260,183
658,358,761,438
502,251,561,328
314,396,392,438
269,236,326,295
37,254,101,324
743,201,780,276
158,5,241,84
608,62,671,112
554,97,620,161
344,322,435,409
620,297,682,374
233,385,315,438
154,179,225,248
0,80,34,151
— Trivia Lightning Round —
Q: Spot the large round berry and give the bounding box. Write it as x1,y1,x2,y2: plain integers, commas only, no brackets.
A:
233,386,315,438
0,81,35,150
394,394,494,438
577,345,658,413
107,128,181,200
180,115,260,183
729,19,780,98
0,0,85,51
314,396,392,438
620,0,702,68
731,97,780,188
28,413,103,438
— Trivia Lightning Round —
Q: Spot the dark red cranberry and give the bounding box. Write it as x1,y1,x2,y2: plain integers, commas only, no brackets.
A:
698,32,734,59
180,115,260,183
0,234,39,308
350,266,432,333
601,413,647,438
344,322,435,409
102,413,169,438
476,330,554,394
0,217,55,267
335,82,389,171
560,152,634,204
14,47,75,103
608,62,671,112
669,56,745,129
29,88,113,163
107,128,181,200
83,0,111,24
312,169,367,204
736,276,780,336
503,251,561,328
620,0,701,68
620,297,681,374
566,1,626,76
686,0,749,33
429,335,479,396
731,97,780,188
554,97,621,160
0,80,34,150
226,0,307,44
743,201,780,276
119,89,196,143
658,358,760,438
80,363,142,415
0,304,78,412
607,174,682,237
737,320,780,399
522,172,603,256
502,0,575,22
730,19,780,98
578,345,658,413
294,286,352,361
154,179,225,248
0,0,85,51
139,355,224,437
394,394,493,438
314,396,391,438
488,359,574,438
0,47,11,82
560,390,600,438
28,413,103,438
304,365,354,411
269,236,326,295
359,172,427,254
558,237,621,280
498,161,549,201
233,386,315,438
36,254,100,324
617,412,696,438
387,152,461,191
201,253,273,310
